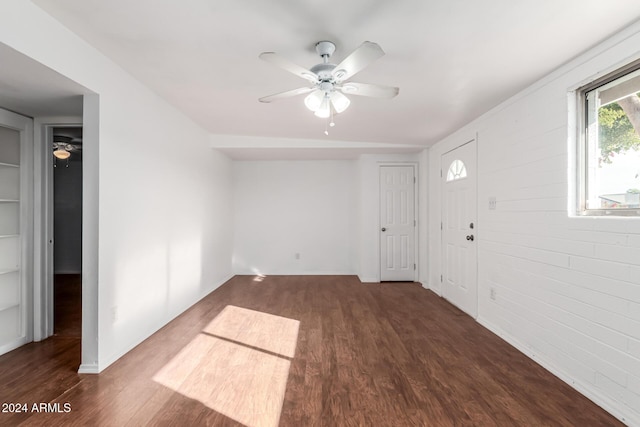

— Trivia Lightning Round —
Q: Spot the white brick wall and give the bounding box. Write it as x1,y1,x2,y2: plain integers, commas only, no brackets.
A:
428,21,640,426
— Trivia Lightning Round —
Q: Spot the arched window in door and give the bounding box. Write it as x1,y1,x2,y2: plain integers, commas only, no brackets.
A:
446,159,467,182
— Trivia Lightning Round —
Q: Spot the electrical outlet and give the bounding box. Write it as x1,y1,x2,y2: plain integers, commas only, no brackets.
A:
490,288,497,300
294,252,300,260
488,197,497,210
111,306,118,323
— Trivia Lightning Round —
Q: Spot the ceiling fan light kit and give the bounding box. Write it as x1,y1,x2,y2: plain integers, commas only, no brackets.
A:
259,40,399,133
329,91,350,113
303,89,324,111
314,95,331,119
52,134,82,166
53,148,71,160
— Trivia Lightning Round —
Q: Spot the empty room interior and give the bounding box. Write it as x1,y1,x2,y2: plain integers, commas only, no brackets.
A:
1,1,640,425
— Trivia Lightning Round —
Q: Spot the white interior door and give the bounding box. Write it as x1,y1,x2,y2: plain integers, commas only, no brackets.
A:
380,165,416,281
441,141,477,317
0,109,33,356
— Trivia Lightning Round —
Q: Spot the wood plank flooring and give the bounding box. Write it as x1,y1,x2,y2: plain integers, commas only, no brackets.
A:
54,274,82,338
0,275,624,426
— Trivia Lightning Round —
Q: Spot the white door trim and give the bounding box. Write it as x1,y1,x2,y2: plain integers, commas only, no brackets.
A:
33,98,100,375
378,162,419,282
33,118,82,342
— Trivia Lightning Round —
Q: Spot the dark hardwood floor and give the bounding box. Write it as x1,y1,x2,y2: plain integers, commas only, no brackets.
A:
53,274,82,338
0,275,624,426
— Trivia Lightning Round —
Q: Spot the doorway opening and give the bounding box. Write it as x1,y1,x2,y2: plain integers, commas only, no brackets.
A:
52,127,83,339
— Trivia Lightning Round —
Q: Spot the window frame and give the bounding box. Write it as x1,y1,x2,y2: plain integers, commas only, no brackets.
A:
577,58,640,217
446,159,467,182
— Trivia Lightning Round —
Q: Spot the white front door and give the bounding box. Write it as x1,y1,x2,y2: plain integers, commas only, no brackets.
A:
380,165,415,281
441,140,477,317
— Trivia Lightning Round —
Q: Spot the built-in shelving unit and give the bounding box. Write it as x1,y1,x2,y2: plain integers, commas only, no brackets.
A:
0,123,21,349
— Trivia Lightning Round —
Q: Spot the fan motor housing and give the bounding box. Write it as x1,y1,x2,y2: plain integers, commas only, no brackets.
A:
310,63,336,81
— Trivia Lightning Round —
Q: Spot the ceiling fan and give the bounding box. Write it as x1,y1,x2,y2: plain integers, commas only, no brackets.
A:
52,135,82,163
258,41,399,123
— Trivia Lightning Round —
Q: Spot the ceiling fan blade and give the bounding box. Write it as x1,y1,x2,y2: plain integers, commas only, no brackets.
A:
332,41,385,82
259,52,318,82
338,82,399,98
259,87,315,103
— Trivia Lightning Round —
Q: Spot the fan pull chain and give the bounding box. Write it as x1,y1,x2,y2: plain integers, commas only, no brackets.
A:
324,104,336,135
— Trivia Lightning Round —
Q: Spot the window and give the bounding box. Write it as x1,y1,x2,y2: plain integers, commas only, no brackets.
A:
446,159,467,182
580,61,640,215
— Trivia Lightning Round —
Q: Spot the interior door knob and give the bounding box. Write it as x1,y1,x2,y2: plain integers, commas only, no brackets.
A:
466,235,474,241
381,227,387,232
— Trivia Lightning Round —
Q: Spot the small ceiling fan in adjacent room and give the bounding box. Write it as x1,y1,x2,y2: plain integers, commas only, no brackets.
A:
258,41,399,133
52,134,82,167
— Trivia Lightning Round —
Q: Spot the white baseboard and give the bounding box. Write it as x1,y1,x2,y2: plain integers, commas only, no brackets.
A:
357,275,379,283
0,336,29,357
476,316,638,427
234,270,357,276
77,363,99,374
202,273,234,296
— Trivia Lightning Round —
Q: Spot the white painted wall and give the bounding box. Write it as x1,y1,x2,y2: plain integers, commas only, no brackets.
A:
428,22,640,426
233,160,356,275
1,1,234,371
232,155,426,282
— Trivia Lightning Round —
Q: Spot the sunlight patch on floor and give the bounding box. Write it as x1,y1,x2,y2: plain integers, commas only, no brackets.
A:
204,305,298,358
153,305,299,427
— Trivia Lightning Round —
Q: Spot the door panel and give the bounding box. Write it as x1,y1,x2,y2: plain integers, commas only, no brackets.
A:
441,141,477,317
380,166,415,281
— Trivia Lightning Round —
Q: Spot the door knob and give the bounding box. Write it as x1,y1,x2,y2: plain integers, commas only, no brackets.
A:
466,235,474,241
381,227,387,232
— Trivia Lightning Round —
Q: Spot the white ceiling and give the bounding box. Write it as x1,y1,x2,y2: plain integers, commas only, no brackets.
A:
26,1,640,148
0,43,85,118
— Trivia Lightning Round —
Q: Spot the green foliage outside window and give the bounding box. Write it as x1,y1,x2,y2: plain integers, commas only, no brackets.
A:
598,93,640,164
